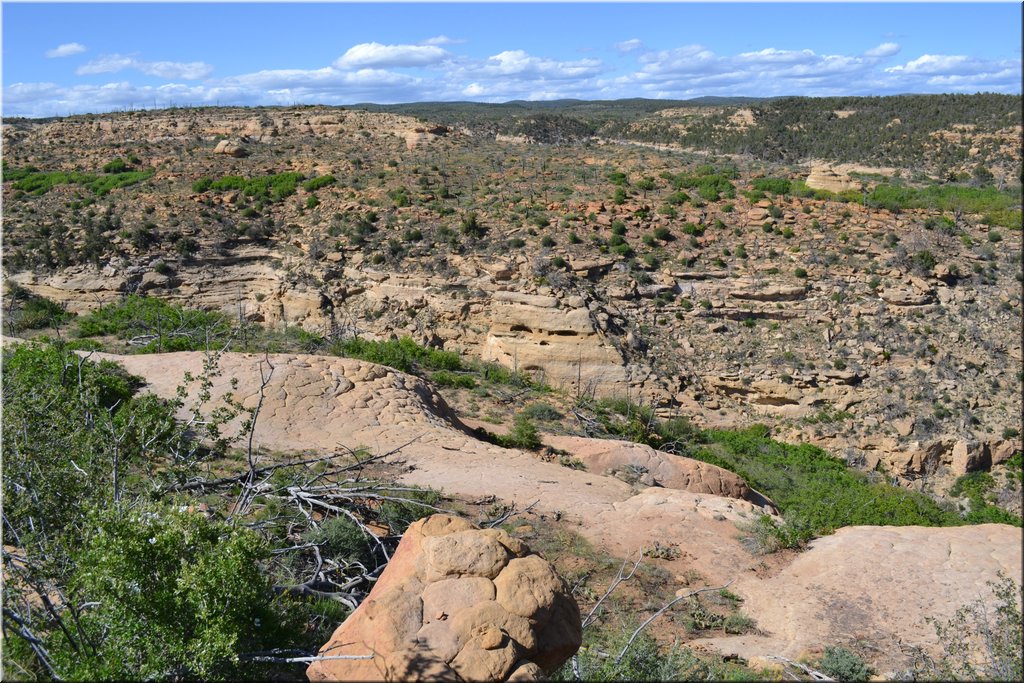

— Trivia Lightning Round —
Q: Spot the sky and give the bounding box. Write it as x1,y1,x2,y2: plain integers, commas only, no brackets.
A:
2,1,1021,118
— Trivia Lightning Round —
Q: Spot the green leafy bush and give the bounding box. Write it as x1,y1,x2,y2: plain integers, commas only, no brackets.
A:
75,295,231,351
752,177,792,195
695,427,970,545
2,341,165,550
496,414,543,451
330,336,462,374
304,515,375,567
206,172,306,201
818,646,874,681
102,158,130,173
53,505,288,681
9,167,153,196
553,627,751,681
460,212,487,238
521,402,563,422
192,176,214,192
430,370,477,389
302,174,336,192
3,284,73,332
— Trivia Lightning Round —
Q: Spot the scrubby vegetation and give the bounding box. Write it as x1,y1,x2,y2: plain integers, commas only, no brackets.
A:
4,164,153,196
1,340,445,679
75,295,232,352
904,573,1023,681
693,425,1011,548
3,283,74,333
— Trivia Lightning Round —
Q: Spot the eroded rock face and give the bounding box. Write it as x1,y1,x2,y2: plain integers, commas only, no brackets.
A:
306,515,581,682
481,292,627,396
805,165,860,193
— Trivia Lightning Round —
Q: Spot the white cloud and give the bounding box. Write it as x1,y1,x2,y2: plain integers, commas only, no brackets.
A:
470,50,603,79
864,43,901,58
335,42,449,69
6,38,1021,118
884,54,970,74
77,54,213,80
881,53,1021,91
421,35,464,46
45,42,86,58
614,39,644,54
736,48,818,65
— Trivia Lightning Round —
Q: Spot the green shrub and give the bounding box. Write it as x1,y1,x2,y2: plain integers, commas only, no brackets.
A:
611,242,634,258
474,362,537,389
723,613,756,634
912,250,938,273
819,646,874,681
303,515,375,567
460,212,486,238
191,176,214,193
752,177,792,195
102,158,130,173
431,370,477,389
496,415,543,451
520,402,563,422
75,295,231,351
553,628,748,681
906,573,1022,681
52,505,288,681
302,174,336,192
4,284,73,332
652,226,674,241
9,167,153,196
330,336,463,374
377,486,443,533
696,427,967,545
207,172,305,201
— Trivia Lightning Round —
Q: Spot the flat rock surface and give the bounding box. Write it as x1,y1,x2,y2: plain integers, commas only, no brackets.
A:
694,523,1023,674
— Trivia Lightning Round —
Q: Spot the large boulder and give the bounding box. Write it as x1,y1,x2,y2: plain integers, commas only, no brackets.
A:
306,515,581,682
213,138,248,157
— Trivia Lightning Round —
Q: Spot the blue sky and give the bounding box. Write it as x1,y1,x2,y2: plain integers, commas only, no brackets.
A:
3,2,1021,118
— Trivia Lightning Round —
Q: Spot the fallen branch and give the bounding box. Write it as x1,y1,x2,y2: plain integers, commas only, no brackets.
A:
486,499,539,528
766,655,835,681
241,652,374,664
3,607,62,680
614,580,734,665
582,549,644,629
272,584,360,610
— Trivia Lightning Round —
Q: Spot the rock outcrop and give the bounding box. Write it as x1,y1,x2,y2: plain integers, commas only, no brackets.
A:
306,515,581,682
804,165,859,193
545,435,755,501
481,292,627,396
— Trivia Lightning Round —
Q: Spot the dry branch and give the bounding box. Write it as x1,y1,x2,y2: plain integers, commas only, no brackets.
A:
614,580,734,665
